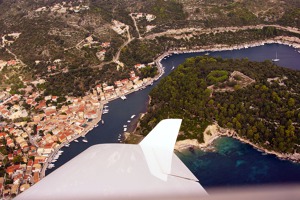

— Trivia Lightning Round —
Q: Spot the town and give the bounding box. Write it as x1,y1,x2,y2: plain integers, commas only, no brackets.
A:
0,58,159,198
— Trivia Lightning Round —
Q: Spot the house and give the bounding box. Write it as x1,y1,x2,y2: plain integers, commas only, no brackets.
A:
136,13,143,18
130,71,136,78
98,50,106,55
0,60,7,71
20,184,30,192
6,138,15,148
52,96,58,102
33,172,40,184
103,86,115,93
7,60,17,66
85,36,93,43
114,81,123,88
44,106,56,116
134,64,146,70
146,14,156,22
121,79,129,85
84,111,97,119
101,42,111,48
36,101,46,110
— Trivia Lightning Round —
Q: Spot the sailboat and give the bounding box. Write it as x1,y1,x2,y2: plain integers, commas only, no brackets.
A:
171,61,175,70
272,51,280,62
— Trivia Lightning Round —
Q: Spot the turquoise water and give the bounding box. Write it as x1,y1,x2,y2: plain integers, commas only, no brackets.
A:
176,137,300,190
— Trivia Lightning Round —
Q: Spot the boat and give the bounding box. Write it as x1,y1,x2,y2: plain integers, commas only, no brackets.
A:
82,137,88,143
48,164,55,169
120,95,127,100
124,128,127,132
104,105,109,108
127,120,131,123
204,52,210,56
298,50,300,53
123,125,127,128
102,120,104,124
74,139,79,143
65,144,70,147
272,51,280,62
131,115,135,119
51,159,57,163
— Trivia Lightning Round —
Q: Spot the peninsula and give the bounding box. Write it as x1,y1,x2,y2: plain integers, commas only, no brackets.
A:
135,56,300,162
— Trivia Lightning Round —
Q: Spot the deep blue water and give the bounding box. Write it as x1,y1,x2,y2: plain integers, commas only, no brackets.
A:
46,44,300,190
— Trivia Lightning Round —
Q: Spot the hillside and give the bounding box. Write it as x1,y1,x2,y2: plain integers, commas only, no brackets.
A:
0,0,299,97
137,57,300,154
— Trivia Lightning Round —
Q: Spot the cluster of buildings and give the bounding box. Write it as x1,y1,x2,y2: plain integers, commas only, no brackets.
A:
95,70,153,101
76,36,111,61
132,13,156,22
0,82,102,197
111,20,128,35
0,54,157,197
35,1,89,14
1,33,21,48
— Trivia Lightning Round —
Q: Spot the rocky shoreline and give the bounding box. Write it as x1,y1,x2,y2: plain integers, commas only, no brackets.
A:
157,36,300,58
132,38,300,163
175,123,300,163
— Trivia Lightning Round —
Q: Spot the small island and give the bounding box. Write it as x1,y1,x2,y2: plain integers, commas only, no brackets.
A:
131,56,300,161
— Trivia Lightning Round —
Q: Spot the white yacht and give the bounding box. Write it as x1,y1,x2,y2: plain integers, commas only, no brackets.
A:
74,139,79,143
121,95,127,100
124,128,127,132
131,115,135,119
82,138,88,143
48,164,55,169
272,52,280,62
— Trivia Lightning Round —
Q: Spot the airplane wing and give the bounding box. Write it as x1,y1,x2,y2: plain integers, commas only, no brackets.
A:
16,119,207,200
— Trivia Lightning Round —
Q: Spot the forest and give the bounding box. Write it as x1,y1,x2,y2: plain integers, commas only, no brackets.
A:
138,56,300,154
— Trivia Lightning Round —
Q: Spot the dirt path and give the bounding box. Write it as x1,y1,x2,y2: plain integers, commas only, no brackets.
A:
129,13,141,39
144,24,300,40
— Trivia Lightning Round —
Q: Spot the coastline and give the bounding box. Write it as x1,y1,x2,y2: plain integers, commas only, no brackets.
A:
156,36,300,58
175,123,300,163
41,54,166,177
43,36,300,176
160,36,300,163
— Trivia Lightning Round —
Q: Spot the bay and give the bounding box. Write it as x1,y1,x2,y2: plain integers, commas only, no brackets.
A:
46,44,300,190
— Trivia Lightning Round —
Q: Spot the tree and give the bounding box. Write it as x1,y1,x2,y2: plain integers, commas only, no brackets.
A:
13,155,23,164
288,98,295,107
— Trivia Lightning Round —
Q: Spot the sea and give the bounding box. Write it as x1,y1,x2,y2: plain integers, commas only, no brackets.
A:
46,43,300,191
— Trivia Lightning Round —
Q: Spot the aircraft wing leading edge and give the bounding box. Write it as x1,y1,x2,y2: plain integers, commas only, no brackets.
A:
16,119,207,199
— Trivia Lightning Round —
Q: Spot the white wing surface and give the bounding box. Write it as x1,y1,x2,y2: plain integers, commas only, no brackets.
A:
16,119,207,200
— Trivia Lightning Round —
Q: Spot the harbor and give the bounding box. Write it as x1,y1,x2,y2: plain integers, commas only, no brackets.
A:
45,43,300,190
